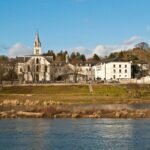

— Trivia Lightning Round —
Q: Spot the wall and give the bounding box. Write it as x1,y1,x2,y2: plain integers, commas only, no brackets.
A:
94,62,131,80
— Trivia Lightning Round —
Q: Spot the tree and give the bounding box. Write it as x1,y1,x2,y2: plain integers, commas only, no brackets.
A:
135,42,149,50
56,50,68,61
43,50,56,60
69,64,80,83
93,54,100,61
0,56,8,85
50,64,57,82
108,53,117,59
74,65,81,83
70,52,76,60
80,54,86,61
7,58,18,84
62,64,72,82
131,64,141,78
118,51,124,60
30,58,36,83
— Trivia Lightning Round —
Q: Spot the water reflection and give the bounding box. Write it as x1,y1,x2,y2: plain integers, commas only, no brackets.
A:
0,119,150,150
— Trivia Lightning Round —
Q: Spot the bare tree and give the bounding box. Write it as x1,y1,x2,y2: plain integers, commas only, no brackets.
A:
73,65,80,83
30,58,36,83
62,64,72,82
0,56,8,87
7,58,18,84
50,64,57,82
43,64,48,83
69,64,80,83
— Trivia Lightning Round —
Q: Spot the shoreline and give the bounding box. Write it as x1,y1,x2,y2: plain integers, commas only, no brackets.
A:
0,109,150,119
1,103,150,119
0,84,150,119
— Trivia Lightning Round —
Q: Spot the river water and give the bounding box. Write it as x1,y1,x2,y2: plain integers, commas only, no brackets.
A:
0,119,150,150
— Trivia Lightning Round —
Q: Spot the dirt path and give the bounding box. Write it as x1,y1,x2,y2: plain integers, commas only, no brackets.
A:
88,84,93,93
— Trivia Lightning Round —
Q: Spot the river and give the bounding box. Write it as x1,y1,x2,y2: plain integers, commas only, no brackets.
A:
0,119,150,150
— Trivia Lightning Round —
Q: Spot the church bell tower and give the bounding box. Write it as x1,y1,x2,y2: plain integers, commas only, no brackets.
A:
34,32,41,55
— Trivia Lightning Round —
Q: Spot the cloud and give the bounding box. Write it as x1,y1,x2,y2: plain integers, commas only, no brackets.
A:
8,43,32,57
4,35,142,58
122,36,141,45
91,36,141,57
71,46,87,52
67,46,92,56
68,35,142,58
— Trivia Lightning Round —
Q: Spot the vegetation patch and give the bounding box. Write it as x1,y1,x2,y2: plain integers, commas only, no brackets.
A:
0,85,89,95
93,85,128,97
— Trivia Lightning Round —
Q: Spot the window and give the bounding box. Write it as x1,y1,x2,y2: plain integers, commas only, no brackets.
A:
113,64,116,68
20,68,22,72
36,66,39,72
36,58,39,64
125,64,127,68
45,66,47,72
119,64,121,68
28,66,30,72
125,69,127,73
119,69,121,73
113,75,116,79
113,69,116,73
36,49,39,55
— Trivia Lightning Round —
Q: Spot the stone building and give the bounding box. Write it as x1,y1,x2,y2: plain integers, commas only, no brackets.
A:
16,32,96,83
16,32,53,83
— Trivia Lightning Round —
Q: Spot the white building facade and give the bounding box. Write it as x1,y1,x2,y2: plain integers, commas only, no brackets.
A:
94,61,132,80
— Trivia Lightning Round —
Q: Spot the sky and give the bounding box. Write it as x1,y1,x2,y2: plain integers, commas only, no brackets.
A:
0,0,150,57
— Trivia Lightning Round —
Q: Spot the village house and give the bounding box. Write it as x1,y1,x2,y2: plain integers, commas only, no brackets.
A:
15,33,138,84
94,61,132,81
51,59,96,83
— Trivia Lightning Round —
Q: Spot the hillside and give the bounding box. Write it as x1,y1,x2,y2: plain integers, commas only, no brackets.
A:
107,47,150,64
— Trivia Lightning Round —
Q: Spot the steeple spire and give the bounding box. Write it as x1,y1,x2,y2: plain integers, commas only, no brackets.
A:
34,32,41,47
33,32,42,55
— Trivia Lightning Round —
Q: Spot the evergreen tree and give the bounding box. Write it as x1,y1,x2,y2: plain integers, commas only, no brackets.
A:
80,54,86,61
93,54,100,61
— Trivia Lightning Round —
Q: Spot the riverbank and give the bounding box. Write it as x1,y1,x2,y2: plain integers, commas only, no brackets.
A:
0,101,150,118
0,106,150,119
0,84,150,118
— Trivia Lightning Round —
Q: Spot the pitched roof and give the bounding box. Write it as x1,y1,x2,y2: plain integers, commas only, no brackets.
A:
16,56,31,63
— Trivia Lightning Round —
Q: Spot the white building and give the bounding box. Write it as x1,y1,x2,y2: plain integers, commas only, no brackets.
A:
94,61,132,80
16,32,53,83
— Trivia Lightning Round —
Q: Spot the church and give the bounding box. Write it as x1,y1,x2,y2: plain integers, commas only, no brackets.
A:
16,32,53,83
16,32,96,83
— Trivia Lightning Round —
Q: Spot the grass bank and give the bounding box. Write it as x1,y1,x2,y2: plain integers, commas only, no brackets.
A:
0,84,150,118
0,84,150,104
